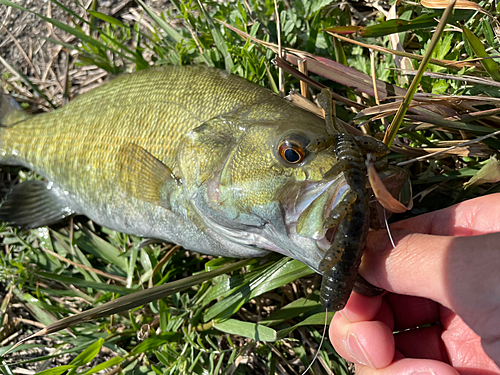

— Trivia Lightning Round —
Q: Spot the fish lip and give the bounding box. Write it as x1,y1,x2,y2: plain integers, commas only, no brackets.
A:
290,174,347,222
311,180,350,258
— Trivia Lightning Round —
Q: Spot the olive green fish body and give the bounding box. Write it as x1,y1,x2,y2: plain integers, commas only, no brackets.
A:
1,66,354,269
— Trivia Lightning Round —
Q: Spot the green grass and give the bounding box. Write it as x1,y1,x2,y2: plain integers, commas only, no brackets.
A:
1,0,500,373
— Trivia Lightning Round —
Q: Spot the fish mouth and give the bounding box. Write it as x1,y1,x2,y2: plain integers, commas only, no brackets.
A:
315,225,338,256
293,175,350,258
312,185,348,259
307,165,409,259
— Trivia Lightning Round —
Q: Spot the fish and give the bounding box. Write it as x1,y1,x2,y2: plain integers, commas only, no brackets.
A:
0,66,405,307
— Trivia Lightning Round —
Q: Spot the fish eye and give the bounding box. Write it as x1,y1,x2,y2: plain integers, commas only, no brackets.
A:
278,140,306,164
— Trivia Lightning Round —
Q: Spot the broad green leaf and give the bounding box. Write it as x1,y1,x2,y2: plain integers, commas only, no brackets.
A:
204,257,239,271
277,312,335,339
72,243,104,284
204,258,312,321
214,319,278,342
69,338,104,367
0,342,98,366
75,227,128,272
260,298,320,325
13,289,57,327
482,18,495,47
333,35,347,66
35,365,75,375
136,0,183,43
463,26,500,82
198,1,234,71
87,10,126,27
361,14,438,37
306,11,321,53
81,357,124,375
250,260,313,296
131,333,183,354
309,0,334,15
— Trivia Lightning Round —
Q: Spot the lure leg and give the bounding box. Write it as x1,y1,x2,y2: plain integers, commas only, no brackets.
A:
319,234,346,271
323,188,357,230
307,136,335,153
323,159,349,180
319,216,354,272
317,89,337,135
353,274,384,297
355,135,389,157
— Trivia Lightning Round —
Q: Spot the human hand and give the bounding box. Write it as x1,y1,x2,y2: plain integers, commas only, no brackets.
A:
330,193,500,375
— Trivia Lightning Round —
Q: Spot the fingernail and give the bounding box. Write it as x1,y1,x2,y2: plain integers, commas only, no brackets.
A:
346,333,373,367
412,372,436,375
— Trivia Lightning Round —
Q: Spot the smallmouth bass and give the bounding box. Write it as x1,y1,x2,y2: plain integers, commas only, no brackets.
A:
0,66,402,296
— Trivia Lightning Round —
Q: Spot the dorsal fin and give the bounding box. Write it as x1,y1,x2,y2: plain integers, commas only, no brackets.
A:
0,94,31,127
115,143,178,209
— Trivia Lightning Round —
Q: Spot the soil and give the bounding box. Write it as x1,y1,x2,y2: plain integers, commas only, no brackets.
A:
0,0,171,109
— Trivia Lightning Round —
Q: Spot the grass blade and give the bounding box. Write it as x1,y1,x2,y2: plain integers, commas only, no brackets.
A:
0,56,55,108
17,259,251,339
462,26,500,82
325,14,438,38
383,0,457,147
214,319,278,342
196,0,234,71
136,0,183,43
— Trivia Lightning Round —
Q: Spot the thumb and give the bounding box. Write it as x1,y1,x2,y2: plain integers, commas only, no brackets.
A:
360,228,452,307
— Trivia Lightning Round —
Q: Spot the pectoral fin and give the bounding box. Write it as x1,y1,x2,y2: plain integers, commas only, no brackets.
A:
116,143,178,209
0,180,74,228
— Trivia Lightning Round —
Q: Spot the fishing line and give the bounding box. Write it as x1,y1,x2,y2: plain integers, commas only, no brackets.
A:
300,308,329,375
384,208,396,250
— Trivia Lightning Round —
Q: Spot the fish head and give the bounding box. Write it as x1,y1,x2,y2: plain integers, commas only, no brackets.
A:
179,104,402,272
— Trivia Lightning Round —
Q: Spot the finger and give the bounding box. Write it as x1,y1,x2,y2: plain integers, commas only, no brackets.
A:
339,292,383,323
385,294,440,331
394,325,449,363
482,340,500,373
386,193,500,236
362,229,500,367
355,358,460,375
330,313,395,369
444,233,500,342
362,230,500,310
360,230,454,307
441,307,500,373
375,298,395,331
334,292,394,335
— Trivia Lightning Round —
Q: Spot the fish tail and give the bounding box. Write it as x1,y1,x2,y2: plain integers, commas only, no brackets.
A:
1,93,32,126
0,93,31,163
